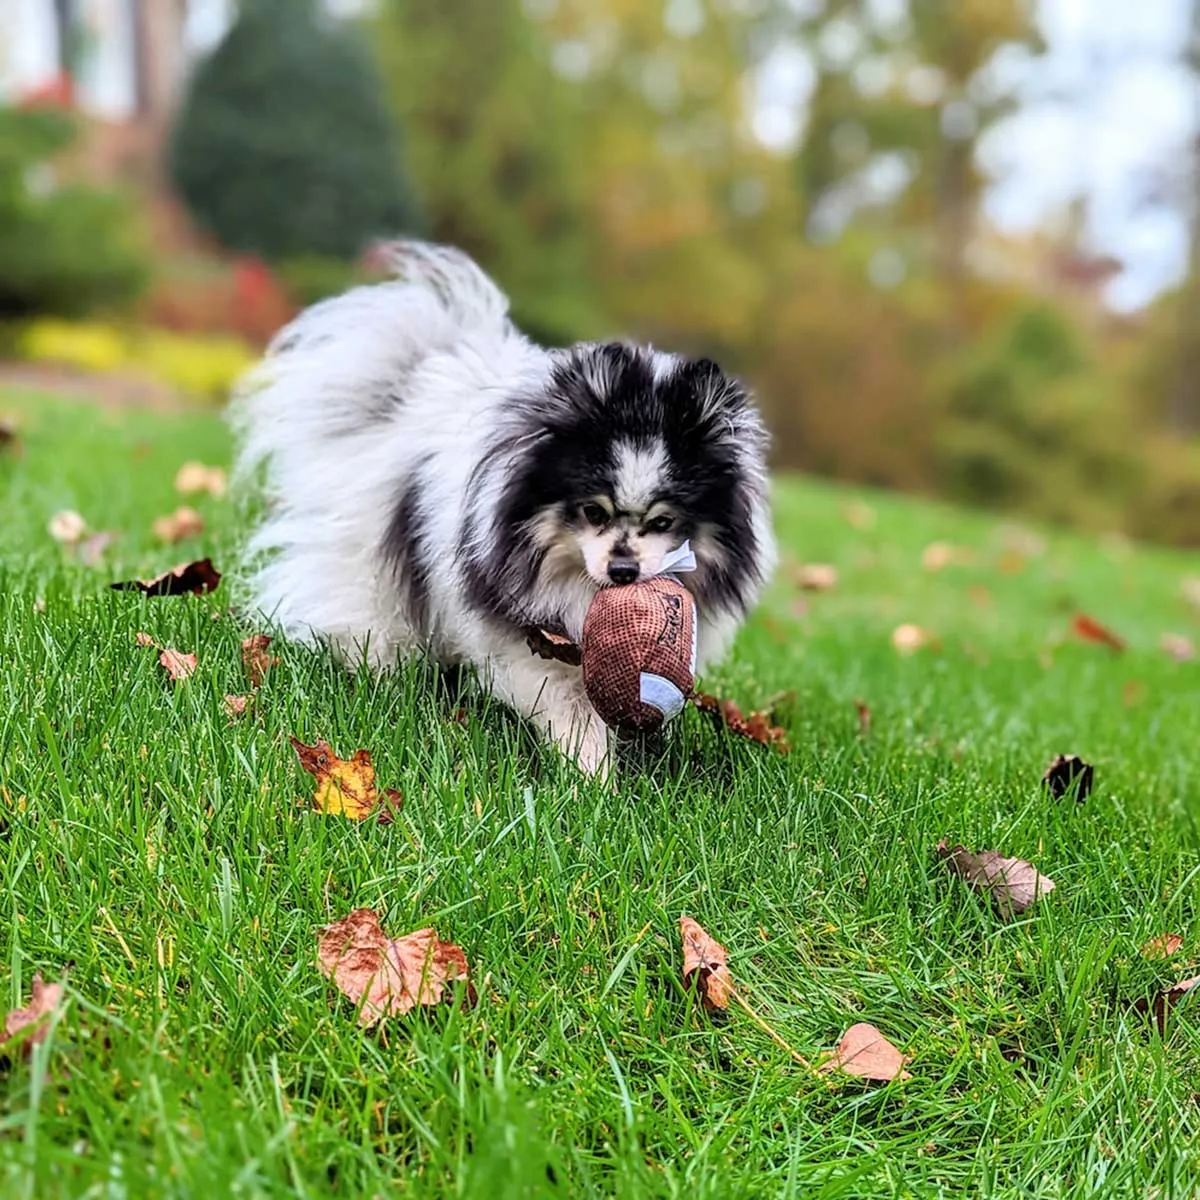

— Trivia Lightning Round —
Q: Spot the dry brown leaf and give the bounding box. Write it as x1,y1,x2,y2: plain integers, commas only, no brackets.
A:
242,634,280,688
224,694,250,719
680,916,733,1011
110,558,222,597
692,693,790,753
174,462,227,498
892,624,935,655
1042,754,1094,802
0,418,19,452
1183,578,1200,613
317,908,472,1027
1134,976,1200,1035
159,648,197,683
1161,633,1195,663
134,631,156,647
76,530,119,567
152,506,205,544
525,627,582,667
937,841,1056,918
820,1022,911,1082
4,973,65,1051
797,563,838,592
48,510,87,545
854,698,871,737
290,737,400,822
1071,613,1126,652
842,501,876,530
1141,933,1184,960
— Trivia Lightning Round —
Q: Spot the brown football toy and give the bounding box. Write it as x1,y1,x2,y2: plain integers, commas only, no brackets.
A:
581,576,698,732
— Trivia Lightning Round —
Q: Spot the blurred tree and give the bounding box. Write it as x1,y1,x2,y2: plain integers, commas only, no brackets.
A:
170,0,418,262
0,106,147,319
374,0,602,343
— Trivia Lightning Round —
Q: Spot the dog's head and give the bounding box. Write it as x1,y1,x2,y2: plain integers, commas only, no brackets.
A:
496,342,773,620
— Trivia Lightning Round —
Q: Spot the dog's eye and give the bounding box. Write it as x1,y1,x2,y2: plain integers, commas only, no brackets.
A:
644,514,674,534
581,503,609,527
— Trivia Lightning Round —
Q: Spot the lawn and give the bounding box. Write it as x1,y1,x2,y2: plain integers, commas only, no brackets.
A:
0,389,1198,1199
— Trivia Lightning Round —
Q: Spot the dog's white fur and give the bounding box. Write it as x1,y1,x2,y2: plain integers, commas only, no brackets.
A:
231,242,774,774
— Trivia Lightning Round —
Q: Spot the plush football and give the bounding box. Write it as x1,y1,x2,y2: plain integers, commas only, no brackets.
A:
581,576,698,732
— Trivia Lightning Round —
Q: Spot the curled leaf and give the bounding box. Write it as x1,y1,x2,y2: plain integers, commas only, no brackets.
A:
692,693,789,753
1042,754,1094,802
796,563,838,592
4,973,65,1052
1134,976,1199,1036
821,1022,910,1082
1141,934,1183,960
174,462,227,497
680,916,733,1011
290,737,400,822
242,634,279,688
937,841,1056,918
152,506,205,544
1072,613,1125,652
525,627,582,667
111,558,221,597
317,908,472,1027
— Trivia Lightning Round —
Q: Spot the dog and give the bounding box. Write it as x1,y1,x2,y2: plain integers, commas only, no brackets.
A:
231,241,775,774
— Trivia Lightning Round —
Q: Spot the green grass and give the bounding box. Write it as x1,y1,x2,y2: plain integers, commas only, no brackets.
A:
0,389,1198,1199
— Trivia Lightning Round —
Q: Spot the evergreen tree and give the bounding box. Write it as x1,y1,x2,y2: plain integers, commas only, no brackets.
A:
170,0,418,262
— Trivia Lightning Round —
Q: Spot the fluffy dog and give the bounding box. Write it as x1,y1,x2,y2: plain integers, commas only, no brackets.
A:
232,242,775,773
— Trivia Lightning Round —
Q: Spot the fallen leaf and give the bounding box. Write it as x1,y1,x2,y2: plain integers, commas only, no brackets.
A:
692,694,790,752
110,558,221,597
0,418,18,452
1142,934,1184,960
224,694,250,719
997,549,1026,576
1042,754,1094,802
242,634,279,688
1183,578,1200,613
854,698,871,737
174,461,227,497
134,631,156,647
4,973,65,1052
892,624,935,655
968,584,994,607
797,563,838,592
1161,633,1195,663
820,1023,910,1082
1072,613,1126,652
525,627,582,667
937,841,1056,918
159,647,197,682
842,501,876,530
290,737,400,822
680,916,733,1011
76,530,119,567
48,510,87,544
921,542,970,572
152,506,205,544
317,908,472,1027
450,706,469,726
1135,976,1200,1036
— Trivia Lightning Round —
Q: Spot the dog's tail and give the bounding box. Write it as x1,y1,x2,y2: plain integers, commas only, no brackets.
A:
230,240,512,482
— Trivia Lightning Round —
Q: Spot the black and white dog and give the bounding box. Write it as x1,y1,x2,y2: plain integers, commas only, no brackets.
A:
232,242,775,773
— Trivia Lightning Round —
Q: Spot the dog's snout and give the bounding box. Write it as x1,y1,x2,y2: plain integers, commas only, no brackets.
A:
607,558,639,585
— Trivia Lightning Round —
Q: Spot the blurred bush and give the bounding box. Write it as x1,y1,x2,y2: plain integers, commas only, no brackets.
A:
274,256,366,308
0,107,148,319
170,0,419,263
17,319,254,403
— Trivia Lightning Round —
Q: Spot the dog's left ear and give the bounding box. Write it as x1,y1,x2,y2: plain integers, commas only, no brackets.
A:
683,357,767,450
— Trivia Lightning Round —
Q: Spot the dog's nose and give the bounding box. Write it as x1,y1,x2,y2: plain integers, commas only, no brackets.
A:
607,558,639,585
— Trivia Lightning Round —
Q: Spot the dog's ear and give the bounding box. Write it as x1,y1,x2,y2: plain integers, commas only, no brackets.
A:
679,357,767,449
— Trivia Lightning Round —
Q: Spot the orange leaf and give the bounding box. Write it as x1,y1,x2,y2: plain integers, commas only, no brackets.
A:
241,634,279,688
223,694,250,719
692,694,789,753
152,506,205,544
1071,613,1125,652
680,916,733,1011
796,563,838,592
820,1022,910,1082
1141,934,1183,960
290,737,399,822
174,462,227,497
159,648,197,682
317,908,472,1027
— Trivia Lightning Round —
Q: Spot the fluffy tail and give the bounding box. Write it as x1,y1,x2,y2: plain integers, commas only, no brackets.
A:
230,240,511,482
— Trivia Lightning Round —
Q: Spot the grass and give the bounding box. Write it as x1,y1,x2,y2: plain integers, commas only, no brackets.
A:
0,388,1198,1198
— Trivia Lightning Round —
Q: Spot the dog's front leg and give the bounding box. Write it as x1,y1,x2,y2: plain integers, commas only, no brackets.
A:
484,649,611,777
